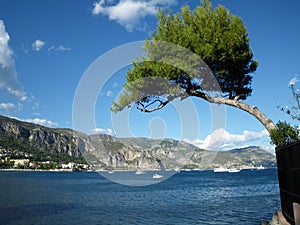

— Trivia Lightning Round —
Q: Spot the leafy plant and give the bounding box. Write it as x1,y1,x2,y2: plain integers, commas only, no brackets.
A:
271,77,300,146
270,121,299,146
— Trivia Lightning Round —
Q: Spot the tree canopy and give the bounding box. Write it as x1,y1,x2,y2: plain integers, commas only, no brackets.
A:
112,0,276,133
153,0,257,99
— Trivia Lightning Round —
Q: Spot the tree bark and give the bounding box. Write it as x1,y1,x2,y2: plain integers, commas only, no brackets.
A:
137,90,277,133
190,90,277,133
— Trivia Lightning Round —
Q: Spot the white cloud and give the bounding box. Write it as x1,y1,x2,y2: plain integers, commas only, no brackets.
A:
56,45,71,51
24,118,59,128
11,116,59,128
48,45,71,52
0,20,27,101
48,45,55,51
92,127,114,135
289,75,299,86
106,90,113,97
184,128,275,154
6,88,27,101
32,39,46,51
0,102,15,110
92,0,176,32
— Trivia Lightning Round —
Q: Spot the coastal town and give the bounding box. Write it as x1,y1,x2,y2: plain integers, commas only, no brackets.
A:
0,147,91,171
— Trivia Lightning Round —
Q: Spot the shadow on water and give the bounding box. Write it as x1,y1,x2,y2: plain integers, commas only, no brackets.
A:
0,203,75,225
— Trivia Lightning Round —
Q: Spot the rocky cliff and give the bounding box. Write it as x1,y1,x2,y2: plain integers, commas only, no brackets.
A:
0,115,85,157
0,115,276,170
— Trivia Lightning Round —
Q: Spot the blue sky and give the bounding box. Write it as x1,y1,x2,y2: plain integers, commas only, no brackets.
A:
1,0,300,154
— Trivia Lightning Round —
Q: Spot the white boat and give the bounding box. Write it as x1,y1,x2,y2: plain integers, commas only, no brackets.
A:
256,165,265,170
174,167,181,173
152,173,164,179
228,168,241,173
135,169,145,175
213,167,230,173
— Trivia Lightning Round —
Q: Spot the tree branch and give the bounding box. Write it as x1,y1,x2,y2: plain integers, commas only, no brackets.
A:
136,92,187,113
137,99,169,113
134,88,276,134
189,90,276,133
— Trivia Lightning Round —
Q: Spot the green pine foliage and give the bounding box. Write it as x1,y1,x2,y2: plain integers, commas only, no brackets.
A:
112,0,258,112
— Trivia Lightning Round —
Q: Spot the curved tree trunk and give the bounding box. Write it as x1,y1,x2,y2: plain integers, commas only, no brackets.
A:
206,97,276,133
136,90,277,133
189,91,277,133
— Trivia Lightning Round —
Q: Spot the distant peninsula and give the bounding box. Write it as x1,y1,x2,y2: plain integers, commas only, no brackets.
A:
0,115,276,171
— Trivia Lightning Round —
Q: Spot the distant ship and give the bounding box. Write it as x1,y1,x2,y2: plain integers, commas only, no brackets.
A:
135,169,145,175
228,168,241,173
213,167,230,173
174,167,181,173
153,174,164,179
256,165,265,170
213,167,241,173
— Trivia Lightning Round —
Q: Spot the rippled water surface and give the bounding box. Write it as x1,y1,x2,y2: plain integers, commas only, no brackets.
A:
0,169,280,225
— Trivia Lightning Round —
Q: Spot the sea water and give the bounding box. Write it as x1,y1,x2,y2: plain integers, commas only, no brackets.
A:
0,169,280,225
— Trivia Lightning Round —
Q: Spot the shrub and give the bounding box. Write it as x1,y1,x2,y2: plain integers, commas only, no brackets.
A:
270,121,299,146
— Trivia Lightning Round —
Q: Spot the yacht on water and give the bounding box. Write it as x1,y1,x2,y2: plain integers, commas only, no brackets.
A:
228,168,241,173
213,167,230,173
256,165,265,170
152,173,164,179
213,167,241,173
135,169,145,175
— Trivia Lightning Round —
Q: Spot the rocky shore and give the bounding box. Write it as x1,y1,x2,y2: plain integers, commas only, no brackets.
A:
261,208,295,225
260,212,279,225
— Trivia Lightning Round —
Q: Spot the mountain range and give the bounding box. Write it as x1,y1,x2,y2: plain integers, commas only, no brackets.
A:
0,115,276,170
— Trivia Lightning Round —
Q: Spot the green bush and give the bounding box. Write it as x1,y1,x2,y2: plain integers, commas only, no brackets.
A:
270,121,299,146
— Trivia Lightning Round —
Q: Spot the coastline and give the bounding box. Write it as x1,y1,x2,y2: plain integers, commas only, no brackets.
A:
0,168,178,173
261,209,292,225
0,168,80,172
0,167,274,173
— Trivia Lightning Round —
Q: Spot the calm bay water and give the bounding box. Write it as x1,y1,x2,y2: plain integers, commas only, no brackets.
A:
0,169,280,225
